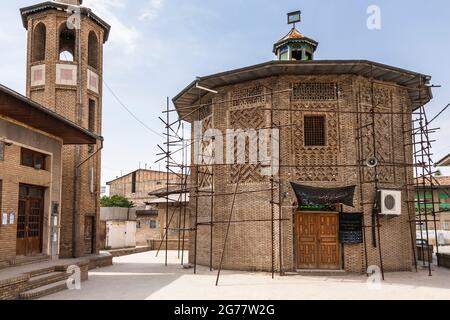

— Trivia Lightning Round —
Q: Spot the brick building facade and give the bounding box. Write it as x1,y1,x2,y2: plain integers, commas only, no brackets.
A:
173,26,433,273
416,176,450,232
0,84,97,267
107,170,182,209
19,0,110,258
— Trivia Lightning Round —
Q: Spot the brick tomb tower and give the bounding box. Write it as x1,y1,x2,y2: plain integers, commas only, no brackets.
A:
20,0,111,257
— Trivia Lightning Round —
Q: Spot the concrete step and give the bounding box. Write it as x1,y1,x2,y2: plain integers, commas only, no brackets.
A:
27,271,69,291
19,280,68,300
28,266,56,278
0,255,50,270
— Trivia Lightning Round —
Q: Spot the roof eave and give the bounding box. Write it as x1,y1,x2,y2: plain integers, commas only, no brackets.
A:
20,1,111,43
173,60,432,120
0,84,99,145
436,154,450,167
273,37,319,54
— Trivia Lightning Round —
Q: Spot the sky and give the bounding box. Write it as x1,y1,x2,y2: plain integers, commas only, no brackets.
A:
1,0,450,185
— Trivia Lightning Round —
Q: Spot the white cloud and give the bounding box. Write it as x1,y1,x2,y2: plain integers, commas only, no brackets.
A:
139,0,164,21
83,0,140,54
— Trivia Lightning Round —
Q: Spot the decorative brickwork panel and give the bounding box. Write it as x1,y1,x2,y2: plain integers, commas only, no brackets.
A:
228,107,267,183
30,65,45,87
293,82,338,101
231,85,265,107
87,69,99,93
199,115,213,189
358,86,394,183
56,64,77,86
197,99,212,120
292,103,339,182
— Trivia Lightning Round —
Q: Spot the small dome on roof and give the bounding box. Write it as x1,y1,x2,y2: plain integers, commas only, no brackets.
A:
277,28,305,42
273,16,318,61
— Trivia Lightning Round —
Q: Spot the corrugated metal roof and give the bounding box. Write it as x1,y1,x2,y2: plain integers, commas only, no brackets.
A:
437,153,450,167
415,176,450,188
147,193,190,204
173,60,432,121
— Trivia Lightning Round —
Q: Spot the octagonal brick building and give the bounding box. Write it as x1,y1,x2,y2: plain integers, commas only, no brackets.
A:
173,24,432,273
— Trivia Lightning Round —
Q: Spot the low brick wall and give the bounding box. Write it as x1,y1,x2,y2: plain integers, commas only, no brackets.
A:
148,239,189,251
417,245,434,262
0,261,90,300
107,246,152,258
0,275,29,300
88,254,113,270
437,253,450,269
0,254,113,300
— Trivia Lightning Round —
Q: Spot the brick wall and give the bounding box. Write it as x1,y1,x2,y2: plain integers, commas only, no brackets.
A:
188,74,415,273
108,170,182,208
136,216,161,245
0,116,63,265
24,8,106,258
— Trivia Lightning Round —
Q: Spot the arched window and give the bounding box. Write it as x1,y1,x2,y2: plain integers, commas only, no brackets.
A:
88,31,99,69
59,25,76,62
32,23,46,62
59,51,74,62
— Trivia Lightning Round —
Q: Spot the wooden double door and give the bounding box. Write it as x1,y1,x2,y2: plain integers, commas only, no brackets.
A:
295,212,340,270
16,185,45,256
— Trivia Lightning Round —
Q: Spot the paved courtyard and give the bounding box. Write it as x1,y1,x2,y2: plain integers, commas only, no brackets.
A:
41,250,450,300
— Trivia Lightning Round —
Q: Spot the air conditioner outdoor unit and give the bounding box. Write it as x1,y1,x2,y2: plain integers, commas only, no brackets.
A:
379,190,402,216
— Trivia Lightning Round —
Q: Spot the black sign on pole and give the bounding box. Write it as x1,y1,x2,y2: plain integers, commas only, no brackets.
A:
339,213,364,244
287,10,301,25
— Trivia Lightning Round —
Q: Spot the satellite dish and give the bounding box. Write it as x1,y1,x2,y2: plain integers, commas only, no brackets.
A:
366,157,379,168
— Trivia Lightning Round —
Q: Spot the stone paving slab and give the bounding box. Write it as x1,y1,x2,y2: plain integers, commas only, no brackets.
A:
41,251,450,300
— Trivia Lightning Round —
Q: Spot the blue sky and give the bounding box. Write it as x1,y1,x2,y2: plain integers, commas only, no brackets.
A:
1,0,450,184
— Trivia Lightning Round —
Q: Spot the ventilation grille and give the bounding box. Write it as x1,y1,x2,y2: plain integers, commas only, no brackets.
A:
231,85,265,107
293,82,337,101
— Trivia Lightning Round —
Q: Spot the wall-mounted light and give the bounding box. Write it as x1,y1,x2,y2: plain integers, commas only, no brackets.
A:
0,138,13,146
195,77,218,94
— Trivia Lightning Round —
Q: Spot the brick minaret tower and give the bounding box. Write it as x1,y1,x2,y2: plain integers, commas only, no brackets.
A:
20,0,111,257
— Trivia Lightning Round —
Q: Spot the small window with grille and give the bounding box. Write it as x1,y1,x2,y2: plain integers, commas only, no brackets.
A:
304,116,326,146
21,148,47,170
0,142,4,161
131,172,137,194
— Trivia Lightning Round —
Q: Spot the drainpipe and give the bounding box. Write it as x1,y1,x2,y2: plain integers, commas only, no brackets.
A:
72,21,83,258
77,138,104,169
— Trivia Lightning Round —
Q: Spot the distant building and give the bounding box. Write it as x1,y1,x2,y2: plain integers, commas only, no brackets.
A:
436,154,450,167
416,176,450,232
145,188,190,243
135,209,161,246
106,169,182,209
99,207,136,250
100,186,109,198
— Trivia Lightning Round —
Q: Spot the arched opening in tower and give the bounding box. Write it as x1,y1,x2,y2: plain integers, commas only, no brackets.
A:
32,23,46,62
88,31,99,69
59,25,76,62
